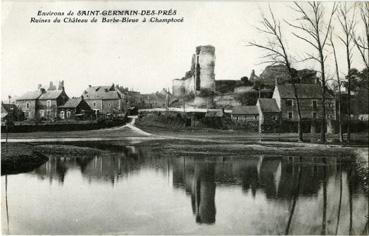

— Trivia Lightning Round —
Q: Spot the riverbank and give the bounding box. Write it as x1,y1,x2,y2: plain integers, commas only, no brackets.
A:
2,122,368,148
1,143,48,175
0,124,146,141
136,123,369,145
1,118,126,133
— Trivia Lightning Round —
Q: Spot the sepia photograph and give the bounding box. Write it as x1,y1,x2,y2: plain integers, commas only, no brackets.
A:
1,0,368,235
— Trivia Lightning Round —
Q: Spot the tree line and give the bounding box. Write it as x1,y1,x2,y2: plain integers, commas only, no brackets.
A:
249,2,369,144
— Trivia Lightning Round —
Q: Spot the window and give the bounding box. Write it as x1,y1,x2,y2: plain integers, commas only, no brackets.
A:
26,102,30,109
93,102,96,107
312,100,317,109
47,110,51,117
40,110,45,117
60,111,65,119
313,112,317,119
47,100,51,107
288,112,293,119
66,111,71,119
286,100,293,107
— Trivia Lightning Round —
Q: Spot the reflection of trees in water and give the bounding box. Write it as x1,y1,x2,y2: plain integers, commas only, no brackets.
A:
321,158,327,235
335,160,343,235
172,155,353,200
171,154,368,231
4,175,9,235
75,157,94,173
32,157,73,184
285,157,302,235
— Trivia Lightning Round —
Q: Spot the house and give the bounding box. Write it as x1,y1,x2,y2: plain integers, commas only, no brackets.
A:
256,98,280,126
231,106,259,123
16,81,69,121
58,96,93,120
273,84,336,121
16,89,44,120
82,84,125,115
38,87,69,120
1,103,24,122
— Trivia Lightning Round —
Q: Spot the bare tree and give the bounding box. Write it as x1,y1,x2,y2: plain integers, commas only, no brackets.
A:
353,3,369,70
329,31,344,142
288,2,337,143
337,3,356,143
249,6,304,142
353,5,369,229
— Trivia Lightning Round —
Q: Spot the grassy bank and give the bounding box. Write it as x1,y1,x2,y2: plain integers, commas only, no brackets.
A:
136,121,369,145
1,143,48,175
34,144,103,156
1,125,146,140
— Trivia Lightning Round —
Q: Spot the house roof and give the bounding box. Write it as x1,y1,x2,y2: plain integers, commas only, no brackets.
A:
258,98,280,113
39,90,65,100
1,103,18,113
16,90,43,100
59,98,83,108
277,84,333,99
205,109,224,117
83,86,122,100
232,106,259,115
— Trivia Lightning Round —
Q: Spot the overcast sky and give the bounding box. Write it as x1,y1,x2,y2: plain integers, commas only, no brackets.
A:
1,1,365,99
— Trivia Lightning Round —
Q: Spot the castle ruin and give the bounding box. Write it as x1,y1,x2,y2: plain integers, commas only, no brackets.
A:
172,45,216,97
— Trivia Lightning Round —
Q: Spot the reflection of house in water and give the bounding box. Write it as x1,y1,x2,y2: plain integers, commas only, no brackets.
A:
32,156,92,184
30,145,171,185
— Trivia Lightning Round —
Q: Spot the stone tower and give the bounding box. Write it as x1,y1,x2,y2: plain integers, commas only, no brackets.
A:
194,45,215,93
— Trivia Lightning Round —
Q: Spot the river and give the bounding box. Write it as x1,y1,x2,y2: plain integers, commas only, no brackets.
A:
1,140,368,235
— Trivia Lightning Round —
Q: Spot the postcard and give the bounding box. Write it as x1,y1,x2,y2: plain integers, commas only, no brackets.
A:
1,1,368,235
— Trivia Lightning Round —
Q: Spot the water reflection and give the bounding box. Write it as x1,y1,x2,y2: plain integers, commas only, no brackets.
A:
2,142,368,235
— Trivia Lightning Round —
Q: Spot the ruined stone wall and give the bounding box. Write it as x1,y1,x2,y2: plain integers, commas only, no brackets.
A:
172,76,195,97
213,94,242,108
172,79,184,97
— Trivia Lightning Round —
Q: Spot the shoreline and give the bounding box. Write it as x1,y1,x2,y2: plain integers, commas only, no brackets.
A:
1,123,368,150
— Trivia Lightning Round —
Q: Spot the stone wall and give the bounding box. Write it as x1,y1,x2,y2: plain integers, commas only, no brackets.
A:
38,100,59,119
278,98,336,121
86,99,103,112
214,94,241,108
17,100,37,120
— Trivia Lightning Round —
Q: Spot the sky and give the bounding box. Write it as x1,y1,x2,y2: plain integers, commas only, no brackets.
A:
1,1,366,100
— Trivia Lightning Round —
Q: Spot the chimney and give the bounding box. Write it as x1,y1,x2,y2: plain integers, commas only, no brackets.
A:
89,85,92,88
58,80,64,90
48,81,54,91
81,95,84,100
